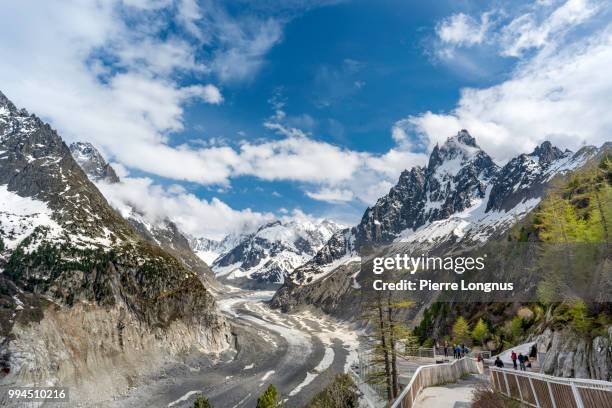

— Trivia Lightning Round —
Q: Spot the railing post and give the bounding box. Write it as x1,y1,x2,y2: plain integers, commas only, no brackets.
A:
503,372,511,396
529,377,541,408
515,375,524,402
547,382,557,408
570,382,585,408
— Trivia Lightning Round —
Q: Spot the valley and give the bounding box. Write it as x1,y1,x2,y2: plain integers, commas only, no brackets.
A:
0,89,609,407
109,285,359,408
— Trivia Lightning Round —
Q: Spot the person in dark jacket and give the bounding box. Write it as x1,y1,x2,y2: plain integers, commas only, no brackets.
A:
494,357,504,368
518,353,526,371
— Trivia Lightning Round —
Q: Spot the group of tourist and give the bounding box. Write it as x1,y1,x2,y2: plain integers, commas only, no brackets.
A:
494,350,532,370
440,341,470,359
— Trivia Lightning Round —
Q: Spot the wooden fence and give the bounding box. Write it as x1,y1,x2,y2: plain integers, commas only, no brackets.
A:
490,367,612,408
390,357,481,408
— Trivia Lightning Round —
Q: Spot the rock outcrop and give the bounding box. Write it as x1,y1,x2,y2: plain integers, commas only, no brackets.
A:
536,327,612,381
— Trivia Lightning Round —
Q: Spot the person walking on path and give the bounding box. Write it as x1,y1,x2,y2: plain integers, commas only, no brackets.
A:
511,351,518,369
494,356,504,368
444,342,448,358
518,353,526,371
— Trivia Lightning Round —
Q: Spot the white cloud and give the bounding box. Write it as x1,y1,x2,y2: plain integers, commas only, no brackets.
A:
210,18,284,82
0,1,231,183
97,177,346,240
432,0,603,75
436,12,490,46
2,1,383,194
177,0,204,39
201,84,224,104
97,177,273,240
257,113,428,203
306,188,354,203
236,135,363,184
500,0,600,57
409,17,612,162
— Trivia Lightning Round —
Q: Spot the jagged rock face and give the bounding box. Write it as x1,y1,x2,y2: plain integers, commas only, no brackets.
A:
0,91,230,395
69,142,120,183
0,93,131,244
125,212,216,284
355,130,498,247
486,141,574,212
211,219,339,284
537,327,612,381
274,129,599,301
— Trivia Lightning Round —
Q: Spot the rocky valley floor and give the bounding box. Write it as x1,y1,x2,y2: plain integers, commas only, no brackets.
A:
106,285,360,408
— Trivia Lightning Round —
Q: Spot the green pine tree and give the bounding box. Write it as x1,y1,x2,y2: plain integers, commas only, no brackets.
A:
452,316,471,345
193,394,213,408
471,318,489,348
257,384,281,408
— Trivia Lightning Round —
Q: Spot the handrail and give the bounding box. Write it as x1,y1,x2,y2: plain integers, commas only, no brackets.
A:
390,357,480,408
489,367,612,408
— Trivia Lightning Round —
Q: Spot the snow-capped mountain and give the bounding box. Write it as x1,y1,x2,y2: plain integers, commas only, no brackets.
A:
69,141,216,280
277,130,599,291
0,92,130,253
70,141,120,183
0,90,229,391
190,235,240,265
209,219,340,284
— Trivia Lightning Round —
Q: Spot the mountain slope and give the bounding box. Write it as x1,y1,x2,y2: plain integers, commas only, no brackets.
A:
69,141,217,286
190,235,240,265
272,130,599,311
0,91,230,401
70,141,120,183
211,219,339,284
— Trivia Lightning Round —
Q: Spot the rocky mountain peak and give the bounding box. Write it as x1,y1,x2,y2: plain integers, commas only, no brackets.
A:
456,129,478,147
70,141,120,183
427,130,489,174
531,141,565,165
0,91,29,119
0,90,231,392
0,91,17,113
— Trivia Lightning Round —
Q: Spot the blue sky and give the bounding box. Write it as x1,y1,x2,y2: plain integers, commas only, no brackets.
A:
1,0,610,239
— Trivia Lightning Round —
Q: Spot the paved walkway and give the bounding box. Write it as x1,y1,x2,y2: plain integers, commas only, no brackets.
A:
413,374,485,408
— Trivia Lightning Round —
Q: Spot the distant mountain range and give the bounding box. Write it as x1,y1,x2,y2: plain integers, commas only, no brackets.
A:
272,130,607,311
208,219,339,284
69,140,341,285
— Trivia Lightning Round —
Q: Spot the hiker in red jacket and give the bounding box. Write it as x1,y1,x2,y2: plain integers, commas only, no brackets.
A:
511,351,518,369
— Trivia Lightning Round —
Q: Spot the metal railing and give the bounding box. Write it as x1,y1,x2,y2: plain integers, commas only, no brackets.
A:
348,368,386,408
404,347,437,359
490,367,612,408
403,346,491,360
468,350,491,359
390,357,481,408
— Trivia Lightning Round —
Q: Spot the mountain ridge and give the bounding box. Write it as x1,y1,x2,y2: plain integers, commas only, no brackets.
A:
209,218,340,284
272,130,602,310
